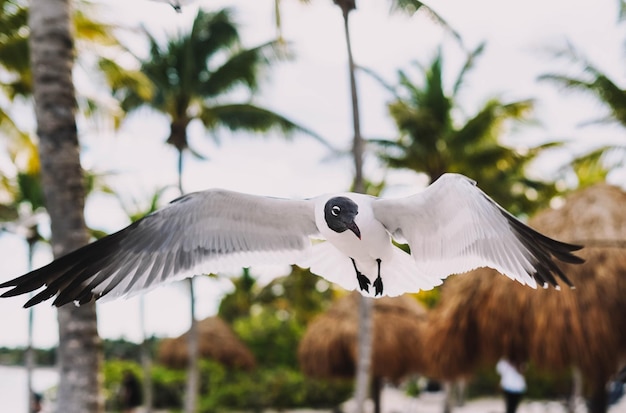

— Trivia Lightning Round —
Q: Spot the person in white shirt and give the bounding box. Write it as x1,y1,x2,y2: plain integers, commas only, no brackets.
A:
496,358,527,413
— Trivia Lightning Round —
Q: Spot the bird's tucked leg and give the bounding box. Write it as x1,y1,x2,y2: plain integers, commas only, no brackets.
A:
373,258,383,296
351,258,371,293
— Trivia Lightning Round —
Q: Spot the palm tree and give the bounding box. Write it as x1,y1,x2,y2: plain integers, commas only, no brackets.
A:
115,8,325,189
112,9,326,412
368,44,559,216
28,1,101,412
318,2,461,411
0,0,139,118
0,0,30,138
1,3,145,411
539,42,626,186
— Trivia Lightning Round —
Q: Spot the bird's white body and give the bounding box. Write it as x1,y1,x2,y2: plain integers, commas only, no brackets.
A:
309,193,433,297
0,173,583,307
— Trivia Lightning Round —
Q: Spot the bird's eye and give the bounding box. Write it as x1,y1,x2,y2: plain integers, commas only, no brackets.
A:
331,206,341,216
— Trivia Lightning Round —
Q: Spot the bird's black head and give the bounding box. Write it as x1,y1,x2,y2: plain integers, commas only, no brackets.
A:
324,196,360,239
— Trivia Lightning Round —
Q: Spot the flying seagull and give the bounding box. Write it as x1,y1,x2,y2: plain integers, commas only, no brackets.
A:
0,173,583,308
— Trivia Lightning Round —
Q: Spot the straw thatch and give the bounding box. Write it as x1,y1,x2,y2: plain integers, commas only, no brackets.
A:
298,292,428,381
158,316,256,370
423,183,626,408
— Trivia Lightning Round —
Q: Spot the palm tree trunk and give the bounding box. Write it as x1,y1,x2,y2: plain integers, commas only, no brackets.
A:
174,148,200,413
335,2,373,413
338,1,364,193
184,278,200,413
140,296,153,413
28,1,102,412
442,381,453,413
26,239,35,413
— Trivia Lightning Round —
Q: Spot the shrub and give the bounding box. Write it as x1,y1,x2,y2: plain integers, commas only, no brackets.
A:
103,360,185,410
104,359,352,412
197,360,353,412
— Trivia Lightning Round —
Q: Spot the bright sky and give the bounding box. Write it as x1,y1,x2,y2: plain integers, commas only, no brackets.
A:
0,0,624,348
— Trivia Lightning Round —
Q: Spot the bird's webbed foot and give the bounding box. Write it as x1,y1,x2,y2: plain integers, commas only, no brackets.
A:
373,259,383,296
351,258,371,293
373,276,383,296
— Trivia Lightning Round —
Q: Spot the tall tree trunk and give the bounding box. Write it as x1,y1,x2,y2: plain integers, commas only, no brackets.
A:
28,1,102,412
335,2,372,413
26,238,35,413
174,148,200,413
442,382,453,413
338,1,364,194
140,296,153,413
184,278,200,413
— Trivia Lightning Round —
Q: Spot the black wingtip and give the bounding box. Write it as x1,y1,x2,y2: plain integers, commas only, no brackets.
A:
501,209,584,289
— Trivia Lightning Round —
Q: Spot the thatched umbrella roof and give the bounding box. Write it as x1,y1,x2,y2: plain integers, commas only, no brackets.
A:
298,292,428,382
158,316,256,370
423,183,626,386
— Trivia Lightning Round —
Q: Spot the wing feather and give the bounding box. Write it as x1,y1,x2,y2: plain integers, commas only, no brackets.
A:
373,173,583,288
2,190,318,307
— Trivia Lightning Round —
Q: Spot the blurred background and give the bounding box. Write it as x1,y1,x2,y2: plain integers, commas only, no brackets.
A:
0,0,625,412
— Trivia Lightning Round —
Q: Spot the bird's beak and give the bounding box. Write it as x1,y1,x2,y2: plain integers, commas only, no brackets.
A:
347,221,361,240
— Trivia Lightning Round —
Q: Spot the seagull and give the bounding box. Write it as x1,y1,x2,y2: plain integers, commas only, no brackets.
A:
0,173,583,308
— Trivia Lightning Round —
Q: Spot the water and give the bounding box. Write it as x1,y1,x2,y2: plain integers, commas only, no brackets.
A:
0,365,58,412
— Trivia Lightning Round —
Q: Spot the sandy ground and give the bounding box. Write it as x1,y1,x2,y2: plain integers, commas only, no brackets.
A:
265,386,626,413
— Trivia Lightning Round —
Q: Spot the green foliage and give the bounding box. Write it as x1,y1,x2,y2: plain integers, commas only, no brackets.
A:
220,267,333,369
15,172,44,211
197,360,353,412
0,346,55,366
102,337,159,363
254,266,334,325
150,364,187,408
403,376,422,397
115,7,324,160
466,363,574,400
0,0,30,98
218,268,256,323
412,288,441,309
103,359,185,410
233,307,304,368
539,43,626,184
102,359,352,412
368,44,560,216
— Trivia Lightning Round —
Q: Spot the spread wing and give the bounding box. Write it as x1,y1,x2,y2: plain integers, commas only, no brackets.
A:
373,173,583,288
1,190,318,307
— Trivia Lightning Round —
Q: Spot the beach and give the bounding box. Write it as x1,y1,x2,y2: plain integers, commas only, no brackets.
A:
2,365,626,413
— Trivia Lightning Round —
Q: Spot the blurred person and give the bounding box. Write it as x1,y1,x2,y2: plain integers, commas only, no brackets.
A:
496,358,526,413
119,370,143,413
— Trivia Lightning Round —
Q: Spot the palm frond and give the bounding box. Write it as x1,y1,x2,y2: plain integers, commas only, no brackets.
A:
201,40,290,97
99,57,154,116
389,0,463,45
201,103,333,150
540,42,626,126
189,9,240,60
452,41,486,96
453,99,533,149
358,65,399,98
0,35,29,74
